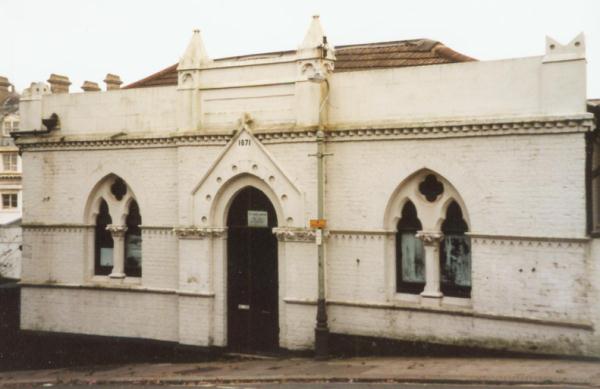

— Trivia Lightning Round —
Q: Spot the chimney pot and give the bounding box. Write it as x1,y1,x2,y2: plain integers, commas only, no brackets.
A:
81,81,101,92
47,74,71,93
103,73,123,91
0,76,11,103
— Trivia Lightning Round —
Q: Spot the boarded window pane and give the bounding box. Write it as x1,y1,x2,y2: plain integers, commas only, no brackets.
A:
440,201,471,297
125,234,142,269
125,200,142,277
441,235,471,287
401,233,425,283
396,200,425,294
95,199,113,275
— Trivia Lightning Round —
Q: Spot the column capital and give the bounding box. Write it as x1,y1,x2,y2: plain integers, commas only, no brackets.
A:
416,231,444,245
106,224,128,237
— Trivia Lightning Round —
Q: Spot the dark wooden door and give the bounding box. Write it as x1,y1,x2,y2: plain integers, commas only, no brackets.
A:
227,186,278,352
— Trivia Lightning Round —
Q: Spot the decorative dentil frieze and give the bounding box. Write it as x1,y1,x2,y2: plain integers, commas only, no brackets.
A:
14,116,593,152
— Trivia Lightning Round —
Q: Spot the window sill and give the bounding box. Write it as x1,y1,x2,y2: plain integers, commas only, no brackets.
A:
393,292,472,309
90,275,141,286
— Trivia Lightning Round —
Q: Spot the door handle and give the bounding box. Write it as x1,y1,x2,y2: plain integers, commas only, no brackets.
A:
238,304,250,310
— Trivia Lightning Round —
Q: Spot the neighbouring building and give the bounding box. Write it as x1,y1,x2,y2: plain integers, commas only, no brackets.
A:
0,76,22,280
14,17,600,357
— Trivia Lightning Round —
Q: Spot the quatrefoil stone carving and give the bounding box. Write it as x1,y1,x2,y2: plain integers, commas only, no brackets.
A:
418,174,444,202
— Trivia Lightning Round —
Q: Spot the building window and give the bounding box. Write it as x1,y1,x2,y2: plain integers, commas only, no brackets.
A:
440,201,471,298
88,175,143,279
1,193,17,209
2,153,17,172
125,200,142,277
94,199,113,276
590,132,600,235
389,170,472,301
396,201,425,294
12,121,18,131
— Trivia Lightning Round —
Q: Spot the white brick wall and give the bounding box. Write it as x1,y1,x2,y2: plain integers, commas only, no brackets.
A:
18,129,598,356
328,304,592,356
325,134,587,237
21,287,179,342
22,147,178,226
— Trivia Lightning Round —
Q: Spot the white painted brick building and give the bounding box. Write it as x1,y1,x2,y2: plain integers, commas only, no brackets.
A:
15,17,600,357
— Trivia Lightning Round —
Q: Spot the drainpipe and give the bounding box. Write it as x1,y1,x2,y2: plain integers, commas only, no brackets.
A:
314,127,330,359
311,69,332,359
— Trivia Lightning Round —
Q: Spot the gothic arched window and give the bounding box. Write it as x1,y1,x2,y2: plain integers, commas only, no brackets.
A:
94,199,113,276
125,200,142,277
440,201,471,298
396,201,425,294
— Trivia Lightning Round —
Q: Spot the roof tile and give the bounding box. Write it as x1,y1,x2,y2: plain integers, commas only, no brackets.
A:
125,39,475,89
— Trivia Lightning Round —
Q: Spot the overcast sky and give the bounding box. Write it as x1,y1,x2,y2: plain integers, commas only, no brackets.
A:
1,0,599,97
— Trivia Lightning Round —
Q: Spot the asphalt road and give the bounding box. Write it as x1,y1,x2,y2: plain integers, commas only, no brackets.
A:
35,384,591,389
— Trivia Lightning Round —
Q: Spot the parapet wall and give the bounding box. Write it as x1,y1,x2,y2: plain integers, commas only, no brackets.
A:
18,51,588,137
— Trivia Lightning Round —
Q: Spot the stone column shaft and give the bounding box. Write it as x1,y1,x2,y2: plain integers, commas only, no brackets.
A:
416,231,444,298
107,225,127,278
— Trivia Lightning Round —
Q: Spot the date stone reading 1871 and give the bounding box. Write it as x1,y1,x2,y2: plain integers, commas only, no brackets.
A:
418,174,444,202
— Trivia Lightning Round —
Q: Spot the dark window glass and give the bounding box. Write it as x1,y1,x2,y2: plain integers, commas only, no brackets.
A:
396,201,425,294
94,199,113,275
440,201,471,298
110,178,127,201
418,174,444,202
2,193,17,208
125,200,142,277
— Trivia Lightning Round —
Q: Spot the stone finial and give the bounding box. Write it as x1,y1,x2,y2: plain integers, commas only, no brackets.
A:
104,73,123,90
300,15,328,49
178,29,211,70
298,15,335,61
47,74,71,94
81,81,101,92
544,33,585,63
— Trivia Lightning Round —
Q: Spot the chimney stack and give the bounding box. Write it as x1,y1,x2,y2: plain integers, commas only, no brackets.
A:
0,76,10,102
47,74,71,93
104,74,123,90
81,81,101,92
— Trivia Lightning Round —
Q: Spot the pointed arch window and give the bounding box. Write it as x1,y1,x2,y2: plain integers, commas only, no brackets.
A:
94,199,113,275
125,200,142,277
440,201,471,298
396,201,425,294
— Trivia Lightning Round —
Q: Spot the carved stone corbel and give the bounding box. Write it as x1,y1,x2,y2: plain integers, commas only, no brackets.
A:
173,226,227,239
273,227,317,243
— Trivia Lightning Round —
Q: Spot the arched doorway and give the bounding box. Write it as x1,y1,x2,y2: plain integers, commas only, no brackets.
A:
227,186,279,352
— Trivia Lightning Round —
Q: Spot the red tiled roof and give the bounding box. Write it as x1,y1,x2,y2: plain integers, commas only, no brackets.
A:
125,39,475,89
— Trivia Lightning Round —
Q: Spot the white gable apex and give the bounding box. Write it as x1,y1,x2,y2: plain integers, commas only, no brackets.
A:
191,127,305,227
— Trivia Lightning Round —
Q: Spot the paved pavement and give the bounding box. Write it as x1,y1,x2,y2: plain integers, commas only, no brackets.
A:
0,356,599,387
24,385,595,389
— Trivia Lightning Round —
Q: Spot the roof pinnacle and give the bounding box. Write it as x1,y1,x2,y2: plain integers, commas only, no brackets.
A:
299,14,327,50
178,29,211,70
